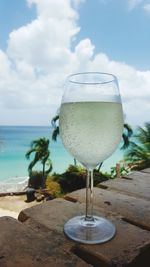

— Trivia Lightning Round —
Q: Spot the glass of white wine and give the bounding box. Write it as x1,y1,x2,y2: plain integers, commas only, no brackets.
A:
59,72,124,244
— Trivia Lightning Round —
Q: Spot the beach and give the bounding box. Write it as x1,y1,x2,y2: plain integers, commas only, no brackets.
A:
0,195,40,219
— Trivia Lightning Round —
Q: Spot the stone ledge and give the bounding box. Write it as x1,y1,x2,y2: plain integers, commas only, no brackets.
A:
0,216,91,267
19,198,84,233
18,198,150,267
65,187,150,231
99,171,150,200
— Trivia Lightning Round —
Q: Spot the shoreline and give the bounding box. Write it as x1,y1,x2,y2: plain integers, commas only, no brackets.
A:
0,176,29,193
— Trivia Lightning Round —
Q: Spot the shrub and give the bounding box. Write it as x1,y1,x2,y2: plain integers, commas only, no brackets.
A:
46,176,61,198
52,165,111,193
28,171,45,189
110,164,131,178
93,169,111,185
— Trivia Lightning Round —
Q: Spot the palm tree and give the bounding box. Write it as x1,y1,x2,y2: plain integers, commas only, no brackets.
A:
51,115,59,141
26,137,52,188
125,122,150,170
51,115,133,170
121,123,133,149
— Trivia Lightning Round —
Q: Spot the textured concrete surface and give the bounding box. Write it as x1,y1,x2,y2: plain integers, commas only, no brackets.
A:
19,198,84,233
18,198,150,267
1,169,150,267
0,216,91,267
65,187,150,230
99,171,150,200
140,167,150,174
73,219,150,267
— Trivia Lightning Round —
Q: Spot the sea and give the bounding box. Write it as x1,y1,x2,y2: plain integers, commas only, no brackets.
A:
0,126,125,192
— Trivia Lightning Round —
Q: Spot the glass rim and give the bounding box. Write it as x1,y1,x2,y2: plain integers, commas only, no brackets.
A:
67,72,117,85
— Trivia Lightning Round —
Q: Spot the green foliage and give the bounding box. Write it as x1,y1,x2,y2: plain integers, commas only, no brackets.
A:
51,165,110,193
51,115,59,141
67,164,82,173
28,171,44,189
110,165,130,178
121,123,133,150
46,176,61,198
52,165,86,193
125,122,150,170
93,169,111,184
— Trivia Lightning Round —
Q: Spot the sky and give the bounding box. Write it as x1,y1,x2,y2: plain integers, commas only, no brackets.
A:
0,0,150,126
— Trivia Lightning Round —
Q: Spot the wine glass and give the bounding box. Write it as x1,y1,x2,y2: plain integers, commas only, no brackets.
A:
59,72,124,244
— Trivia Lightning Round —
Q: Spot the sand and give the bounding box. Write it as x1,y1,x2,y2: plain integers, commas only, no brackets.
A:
0,195,40,219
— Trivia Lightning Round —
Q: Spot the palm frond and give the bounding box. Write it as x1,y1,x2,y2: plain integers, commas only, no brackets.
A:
121,123,133,149
51,114,60,141
137,124,150,145
52,126,59,141
121,133,130,150
25,148,36,159
125,140,150,164
124,123,133,137
51,115,59,128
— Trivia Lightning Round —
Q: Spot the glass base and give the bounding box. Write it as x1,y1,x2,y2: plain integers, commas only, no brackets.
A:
64,215,116,244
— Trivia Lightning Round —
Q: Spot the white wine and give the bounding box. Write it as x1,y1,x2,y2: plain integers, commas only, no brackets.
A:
59,102,123,169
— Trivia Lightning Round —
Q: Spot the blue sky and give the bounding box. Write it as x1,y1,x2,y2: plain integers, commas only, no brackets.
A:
0,0,36,49
77,0,150,70
0,0,150,126
1,0,150,69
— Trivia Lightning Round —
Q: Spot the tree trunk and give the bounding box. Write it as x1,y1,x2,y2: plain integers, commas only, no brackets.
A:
74,158,77,166
97,162,103,172
42,163,46,189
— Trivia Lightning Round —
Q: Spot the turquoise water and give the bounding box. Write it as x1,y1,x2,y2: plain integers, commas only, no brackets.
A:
0,126,125,183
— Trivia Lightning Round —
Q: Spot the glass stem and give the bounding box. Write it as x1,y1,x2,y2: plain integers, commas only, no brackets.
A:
85,169,94,221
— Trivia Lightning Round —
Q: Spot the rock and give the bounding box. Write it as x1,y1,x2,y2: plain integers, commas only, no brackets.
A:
0,216,91,267
18,198,150,266
36,194,45,202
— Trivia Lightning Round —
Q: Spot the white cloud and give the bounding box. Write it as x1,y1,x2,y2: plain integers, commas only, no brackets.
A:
128,0,143,10
86,52,150,126
2,0,82,121
0,0,150,126
7,1,80,71
128,0,150,15
143,3,150,14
